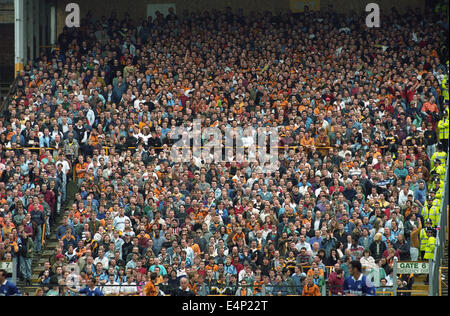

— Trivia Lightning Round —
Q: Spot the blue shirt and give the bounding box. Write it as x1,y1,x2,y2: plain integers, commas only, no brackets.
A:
309,236,322,248
343,274,376,296
290,274,303,294
0,280,20,296
414,188,426,206
78,286,104,296
224,264,237,276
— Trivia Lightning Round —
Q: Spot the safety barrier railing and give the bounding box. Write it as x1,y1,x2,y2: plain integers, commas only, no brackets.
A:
16,284,399,296
4,144,341,184
375,290,394,296
429,154,449,296
439,267,448,296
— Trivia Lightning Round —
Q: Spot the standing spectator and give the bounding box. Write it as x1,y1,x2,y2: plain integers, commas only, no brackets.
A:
17,230,33,285
369,233,387,261
30,202,44,254
394,234,411,261
327,267,345,296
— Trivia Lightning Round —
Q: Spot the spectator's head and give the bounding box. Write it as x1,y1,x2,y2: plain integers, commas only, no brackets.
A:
349,260,363,277
0,269,7,283
180,277,189,290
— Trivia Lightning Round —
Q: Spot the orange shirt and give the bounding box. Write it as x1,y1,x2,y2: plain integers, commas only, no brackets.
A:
302,284,321,296
139,121,151,130
1,222,15,236
421,102,438,113
239,288,249,296
89,135,99,146
232,232,245,244
307,269,324,278
315,135,330,148
340,160,354,170
191,243,201,256
143,280,158,296
188,283,198,295
75,162,88,179
205,264,219,272
301,218,312,227
300,137,315,148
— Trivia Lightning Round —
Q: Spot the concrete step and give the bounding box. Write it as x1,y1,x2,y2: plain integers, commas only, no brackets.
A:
21,287,39,296
16,182,78,295
46,242,59,249
34,266,46,274
412,292,428,296
42,250,54,257
34,258,49,265
412,284,429,291
412,278,429,296
415,275,427,282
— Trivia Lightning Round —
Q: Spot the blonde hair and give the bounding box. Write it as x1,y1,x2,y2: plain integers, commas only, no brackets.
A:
374,233,382,242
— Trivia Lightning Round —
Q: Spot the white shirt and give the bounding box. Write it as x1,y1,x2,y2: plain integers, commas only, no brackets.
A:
238,270,253,282
86,109,96,126
313,219,321,231
183,246,194,264
56,160,71,175
102,282,121,295
93,256,109,270
134,98,144,110
295,241,312,253
120,282,137,294
113,215,131,232
398,190,413,207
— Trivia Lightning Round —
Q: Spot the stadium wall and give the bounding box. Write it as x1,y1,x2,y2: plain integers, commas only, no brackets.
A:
55,0,426,36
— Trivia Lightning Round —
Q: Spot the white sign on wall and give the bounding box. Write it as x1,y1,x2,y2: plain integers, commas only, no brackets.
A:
0,261,13,274
396,262,429,274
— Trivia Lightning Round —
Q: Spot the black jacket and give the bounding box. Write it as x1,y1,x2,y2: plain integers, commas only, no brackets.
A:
30,210,45,227
369,241,387,260
172,288,196,296
394,240,411,261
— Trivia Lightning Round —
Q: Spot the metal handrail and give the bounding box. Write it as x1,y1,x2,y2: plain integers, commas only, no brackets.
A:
429,154,449,296
439,267,448,296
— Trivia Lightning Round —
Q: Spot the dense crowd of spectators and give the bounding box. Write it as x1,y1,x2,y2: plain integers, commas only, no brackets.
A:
0,3,449,296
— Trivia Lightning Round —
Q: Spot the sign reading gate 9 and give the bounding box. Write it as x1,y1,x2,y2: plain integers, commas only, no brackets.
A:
397,262,430,274
0,261,13,274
